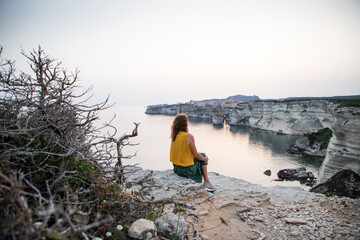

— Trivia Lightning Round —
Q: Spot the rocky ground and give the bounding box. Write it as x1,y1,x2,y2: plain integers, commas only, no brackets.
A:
124,167,360,240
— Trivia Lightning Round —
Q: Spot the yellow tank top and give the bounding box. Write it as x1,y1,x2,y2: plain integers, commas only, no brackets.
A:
170,131,194,167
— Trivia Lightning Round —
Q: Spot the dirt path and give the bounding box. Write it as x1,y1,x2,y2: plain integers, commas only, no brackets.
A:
194,203,253,240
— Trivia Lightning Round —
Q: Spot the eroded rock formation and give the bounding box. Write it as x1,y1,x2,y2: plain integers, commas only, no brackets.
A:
228,100,335,135
145,100,360,183
287,128,333,158
287,135,327,158
318,107,360,183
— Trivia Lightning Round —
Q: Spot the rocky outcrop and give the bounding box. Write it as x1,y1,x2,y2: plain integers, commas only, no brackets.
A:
287,128,332,158
145,104,181,116
124,167,360,240
318,107,360,183
212,115,225,125
311,170,360,199
277,168,316,186
145,100,360,183
287,135,327,158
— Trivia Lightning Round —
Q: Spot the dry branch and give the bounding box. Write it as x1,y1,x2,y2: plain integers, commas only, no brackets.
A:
0,46,143,239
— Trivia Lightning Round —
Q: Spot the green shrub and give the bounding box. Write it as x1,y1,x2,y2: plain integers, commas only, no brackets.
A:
329,99,360,108
307,128,333,149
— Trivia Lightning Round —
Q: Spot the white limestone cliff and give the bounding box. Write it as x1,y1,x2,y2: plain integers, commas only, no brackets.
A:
318,107,360,183
229,100,335,135
145,100,360,183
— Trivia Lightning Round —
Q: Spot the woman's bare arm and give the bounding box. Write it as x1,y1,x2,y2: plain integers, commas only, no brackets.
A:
187,134,209,162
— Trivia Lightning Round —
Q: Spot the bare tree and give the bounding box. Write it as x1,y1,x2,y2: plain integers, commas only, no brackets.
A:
0,46,141,239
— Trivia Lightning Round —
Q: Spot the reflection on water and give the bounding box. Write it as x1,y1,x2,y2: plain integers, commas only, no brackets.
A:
230,126,323,168
100,106,323,188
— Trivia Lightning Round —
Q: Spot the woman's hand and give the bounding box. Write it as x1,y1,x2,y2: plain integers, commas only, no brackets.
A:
187,134,208,162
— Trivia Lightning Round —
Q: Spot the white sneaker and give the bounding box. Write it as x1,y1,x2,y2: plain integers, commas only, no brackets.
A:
203,182,216,190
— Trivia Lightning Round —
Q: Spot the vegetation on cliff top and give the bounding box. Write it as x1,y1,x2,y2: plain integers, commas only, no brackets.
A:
201,94,260,103
329,99,360,108
148,95,360,108
306,128,333,150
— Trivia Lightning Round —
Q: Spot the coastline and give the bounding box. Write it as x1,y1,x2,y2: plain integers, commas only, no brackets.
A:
145,101,360,185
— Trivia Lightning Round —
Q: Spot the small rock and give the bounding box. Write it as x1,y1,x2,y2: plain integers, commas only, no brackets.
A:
128,219,156,239
163,203,175,213
258,232,266,240
264,170,271,176
199,210,209,216
201,234,210,240
33,222,43,230
46,232,66,240
285,218,307,225
154,212,188,239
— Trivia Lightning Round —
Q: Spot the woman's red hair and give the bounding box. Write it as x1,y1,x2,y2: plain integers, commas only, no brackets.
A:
171,114,188,141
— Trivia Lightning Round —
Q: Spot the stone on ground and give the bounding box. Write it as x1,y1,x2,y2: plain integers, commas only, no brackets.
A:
128,219,156,239
154,212,188,239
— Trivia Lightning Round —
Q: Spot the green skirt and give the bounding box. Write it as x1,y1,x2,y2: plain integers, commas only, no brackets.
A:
173,153,207,183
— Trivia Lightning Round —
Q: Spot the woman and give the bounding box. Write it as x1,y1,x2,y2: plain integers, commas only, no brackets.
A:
170,114,216,189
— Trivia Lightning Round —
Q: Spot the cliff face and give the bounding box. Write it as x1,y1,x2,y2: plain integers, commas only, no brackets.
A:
318,108,360,183
145,100,360,183
146,101,230,123
229,100,335,135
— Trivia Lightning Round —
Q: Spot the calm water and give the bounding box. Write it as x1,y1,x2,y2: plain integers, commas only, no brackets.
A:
100,106,322,188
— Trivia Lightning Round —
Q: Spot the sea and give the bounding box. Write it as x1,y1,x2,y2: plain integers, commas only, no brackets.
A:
98,106,322,188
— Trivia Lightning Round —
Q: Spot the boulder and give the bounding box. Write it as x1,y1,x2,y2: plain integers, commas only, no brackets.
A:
310,170,360,199
277,168,315,186
154,212,188,239
128,219,156,239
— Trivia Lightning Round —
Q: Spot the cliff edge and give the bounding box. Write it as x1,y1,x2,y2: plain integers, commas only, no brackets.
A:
124,167,360,240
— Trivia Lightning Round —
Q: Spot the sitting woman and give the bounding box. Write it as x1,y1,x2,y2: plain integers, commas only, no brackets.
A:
170,114,216,189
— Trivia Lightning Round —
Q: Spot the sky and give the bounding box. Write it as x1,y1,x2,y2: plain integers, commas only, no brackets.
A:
1,0,360,106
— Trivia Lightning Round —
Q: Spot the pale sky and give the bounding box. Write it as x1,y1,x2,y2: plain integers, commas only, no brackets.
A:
1,0,360,106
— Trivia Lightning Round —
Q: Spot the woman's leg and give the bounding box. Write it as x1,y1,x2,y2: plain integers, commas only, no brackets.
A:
198,152,211,183
201,165,210,183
